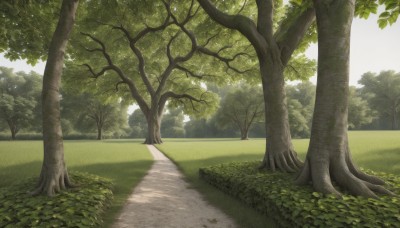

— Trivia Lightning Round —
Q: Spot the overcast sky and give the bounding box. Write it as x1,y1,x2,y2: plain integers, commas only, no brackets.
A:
1,11,399,87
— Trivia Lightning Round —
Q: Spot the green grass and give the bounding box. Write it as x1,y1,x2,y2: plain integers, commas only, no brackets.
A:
157,131,400,227
0,139,153,227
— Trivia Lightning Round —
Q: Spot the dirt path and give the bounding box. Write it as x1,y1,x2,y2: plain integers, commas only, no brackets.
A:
112,145,237,228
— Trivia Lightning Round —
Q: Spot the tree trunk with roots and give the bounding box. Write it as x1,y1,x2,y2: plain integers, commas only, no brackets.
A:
295,0,393,198
259,60,303,172
197,0,315,172
31,0,78,197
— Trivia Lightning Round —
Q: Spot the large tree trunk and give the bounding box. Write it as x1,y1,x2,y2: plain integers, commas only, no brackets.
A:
259,59,303,172
144,109,163,144
295,0,392,198
31,0,78,197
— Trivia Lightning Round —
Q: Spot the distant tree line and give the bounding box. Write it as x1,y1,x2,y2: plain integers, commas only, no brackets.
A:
1,67,399,140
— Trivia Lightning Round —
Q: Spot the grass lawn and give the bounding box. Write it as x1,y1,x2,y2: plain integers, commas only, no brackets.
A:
157,130,400,227
0,139,153,227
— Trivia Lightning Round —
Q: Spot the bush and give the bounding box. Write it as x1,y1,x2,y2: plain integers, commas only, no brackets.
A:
0,172,113,227
199,162,400,227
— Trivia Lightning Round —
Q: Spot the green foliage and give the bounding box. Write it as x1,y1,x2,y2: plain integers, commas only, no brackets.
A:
348,86,377,129
128,109,147,138
286,81,315,138
355,0,400,28
61,91,129,137
0,0,59,63
161,108,185,138
359,71,400,130
215,82,264,138
0,67,42,137
200,161,400,227
0,172,113,228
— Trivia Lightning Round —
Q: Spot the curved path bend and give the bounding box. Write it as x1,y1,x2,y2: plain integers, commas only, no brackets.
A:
112,145,237,228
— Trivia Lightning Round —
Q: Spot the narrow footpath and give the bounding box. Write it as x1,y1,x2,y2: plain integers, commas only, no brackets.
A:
112,145,237,228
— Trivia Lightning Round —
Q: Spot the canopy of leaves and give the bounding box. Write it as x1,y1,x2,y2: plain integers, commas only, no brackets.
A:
355,0,400,28
0,0,59,64
62,0,258,119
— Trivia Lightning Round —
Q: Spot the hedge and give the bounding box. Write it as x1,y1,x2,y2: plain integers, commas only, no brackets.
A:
0,172,113,227
199,161,400,227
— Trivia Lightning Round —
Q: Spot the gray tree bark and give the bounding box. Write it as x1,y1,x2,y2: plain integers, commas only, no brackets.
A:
295,0,393,198
31,0,78,196
144,106,163,145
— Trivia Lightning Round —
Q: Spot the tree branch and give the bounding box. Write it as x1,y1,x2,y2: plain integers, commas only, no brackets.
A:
80,33,150,115
197,0,268,57
275,6,315,65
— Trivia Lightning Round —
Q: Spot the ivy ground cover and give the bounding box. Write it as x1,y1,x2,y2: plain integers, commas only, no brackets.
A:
0,140,153,227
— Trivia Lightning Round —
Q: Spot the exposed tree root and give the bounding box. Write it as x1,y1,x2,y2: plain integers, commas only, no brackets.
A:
144,136,163,145
259,143,303,172
295,152,394,198
30,163,73,197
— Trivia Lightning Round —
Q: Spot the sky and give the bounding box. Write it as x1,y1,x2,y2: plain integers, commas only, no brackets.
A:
1,11,399,88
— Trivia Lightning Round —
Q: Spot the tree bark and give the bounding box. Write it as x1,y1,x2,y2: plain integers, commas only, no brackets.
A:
31,0,78,197
197,0,315,172
259,59,302,172
144,108,163,144
295,0,393,198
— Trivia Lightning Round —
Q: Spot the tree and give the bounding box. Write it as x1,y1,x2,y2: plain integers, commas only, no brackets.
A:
66,0,248,144
161,108,185,138
295,0,393,197
286,81,315,138
128,109,148,139
348,86,376,130
32,0,79,196
359,71,400,130
197,0,316,171
0,67,41,139
61,91,128,140
216,83,264,140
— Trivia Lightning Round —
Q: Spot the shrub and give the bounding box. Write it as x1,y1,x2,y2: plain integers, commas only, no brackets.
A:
199,161,400,227
0,172,113,227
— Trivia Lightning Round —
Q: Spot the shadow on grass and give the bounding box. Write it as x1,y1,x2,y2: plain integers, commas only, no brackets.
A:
0,160,153,228
0,161,42,188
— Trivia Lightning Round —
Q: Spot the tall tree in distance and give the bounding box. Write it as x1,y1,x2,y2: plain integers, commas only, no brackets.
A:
216,83,264,140
32,0,79,196
0,68,41,139
295,0,393,197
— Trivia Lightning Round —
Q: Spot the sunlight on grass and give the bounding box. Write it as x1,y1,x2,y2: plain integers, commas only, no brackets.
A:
0,139,153,228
